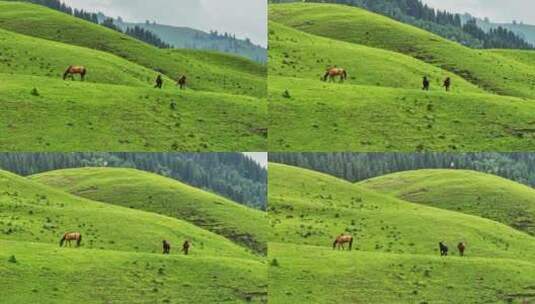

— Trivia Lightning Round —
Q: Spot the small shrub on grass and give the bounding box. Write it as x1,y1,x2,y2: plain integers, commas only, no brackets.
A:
270,258,279,267
8,255,17,263
31,88,40,96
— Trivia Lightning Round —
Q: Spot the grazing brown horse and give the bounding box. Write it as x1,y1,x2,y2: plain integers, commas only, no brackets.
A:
162,240,171,254
63,65,86,81
182,240,190,255
177,75,187,89
59,232,82,247
457,242,466,256
323,67,347,82
333,234,353,251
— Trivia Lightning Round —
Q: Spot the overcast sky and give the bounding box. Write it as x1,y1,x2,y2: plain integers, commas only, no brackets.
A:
421,0,535,25
243,152,267,168
62,0,267,47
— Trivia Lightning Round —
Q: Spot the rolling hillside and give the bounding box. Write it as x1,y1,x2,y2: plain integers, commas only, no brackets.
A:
0,1,266,151
268,3,535,151
0,168,267,303
0,74,266,151
359,169,535,236
268,163,535,303
0,1,265,97
270,3,535,99
30,167,268,254
1,239,266,303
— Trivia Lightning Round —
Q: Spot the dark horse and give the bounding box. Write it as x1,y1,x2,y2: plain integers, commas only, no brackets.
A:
457,242,466,256
60,232,82,247
323,67,347,83
422,76,430,91
177,75,187,90
162,240,171,254
63,66,86,81
439,242,448,256
443,77,451,91
333,234,353,251
182,240,190,255
155,74,163,89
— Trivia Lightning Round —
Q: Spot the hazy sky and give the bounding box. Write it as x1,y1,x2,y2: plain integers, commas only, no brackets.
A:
243,152,267,168
421,0,535,24
62,0,267,46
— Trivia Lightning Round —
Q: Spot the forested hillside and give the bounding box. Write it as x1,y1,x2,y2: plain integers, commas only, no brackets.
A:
270,153,535,187
269,0,534,49
0,153,267,209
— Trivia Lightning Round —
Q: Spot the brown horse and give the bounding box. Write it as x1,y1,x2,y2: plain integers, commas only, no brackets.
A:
182,240,190,255
177,75,187,89
59,232,82,247
63,65,87,81
323,67,347,82
457,242,466,257
333,234,353,250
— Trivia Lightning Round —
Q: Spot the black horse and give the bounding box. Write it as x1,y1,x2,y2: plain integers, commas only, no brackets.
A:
155,74,163,89
439,242,448,256
443,77,451,91
422,76,430,91
162,240,171,254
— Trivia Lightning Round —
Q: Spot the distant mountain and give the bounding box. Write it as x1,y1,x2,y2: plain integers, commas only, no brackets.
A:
469,16,535,47
107,15,266,63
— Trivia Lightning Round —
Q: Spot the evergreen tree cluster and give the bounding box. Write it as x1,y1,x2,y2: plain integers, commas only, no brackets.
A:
270,0,534,49
0,153,267,210
125,26,171,49
270,153,535,188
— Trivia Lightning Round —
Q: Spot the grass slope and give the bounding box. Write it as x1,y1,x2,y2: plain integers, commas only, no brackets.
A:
269,77,535,151
359,169,535,236
0,169,256,259
270,243,535,304
1,239,267,303
0,74,267,151
31,167,268,254
269,163,535,260
268,163,535,303
0,27,161,87
270,3,535,99
269,22,483,93
0,1,265,98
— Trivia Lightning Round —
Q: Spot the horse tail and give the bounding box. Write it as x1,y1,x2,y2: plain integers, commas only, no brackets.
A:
343,70,348,80
77,234,82,247
332,239,337,250
63,66,71,80
349,237,353,251
60,234,66,247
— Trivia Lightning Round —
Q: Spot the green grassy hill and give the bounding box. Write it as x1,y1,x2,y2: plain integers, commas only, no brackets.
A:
0,1,265,98
359,169,535,236
0,28,160,86
0,1,266,151
1,239,266,303
30,167,268,254
0,169,256,258
269,22,482,93
268,3,535,151
488,49,535,67
0,168,267,303
268,163,535,303
0,74,266,151
269,77,535,151
270,243,535,304
270,3,535,99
